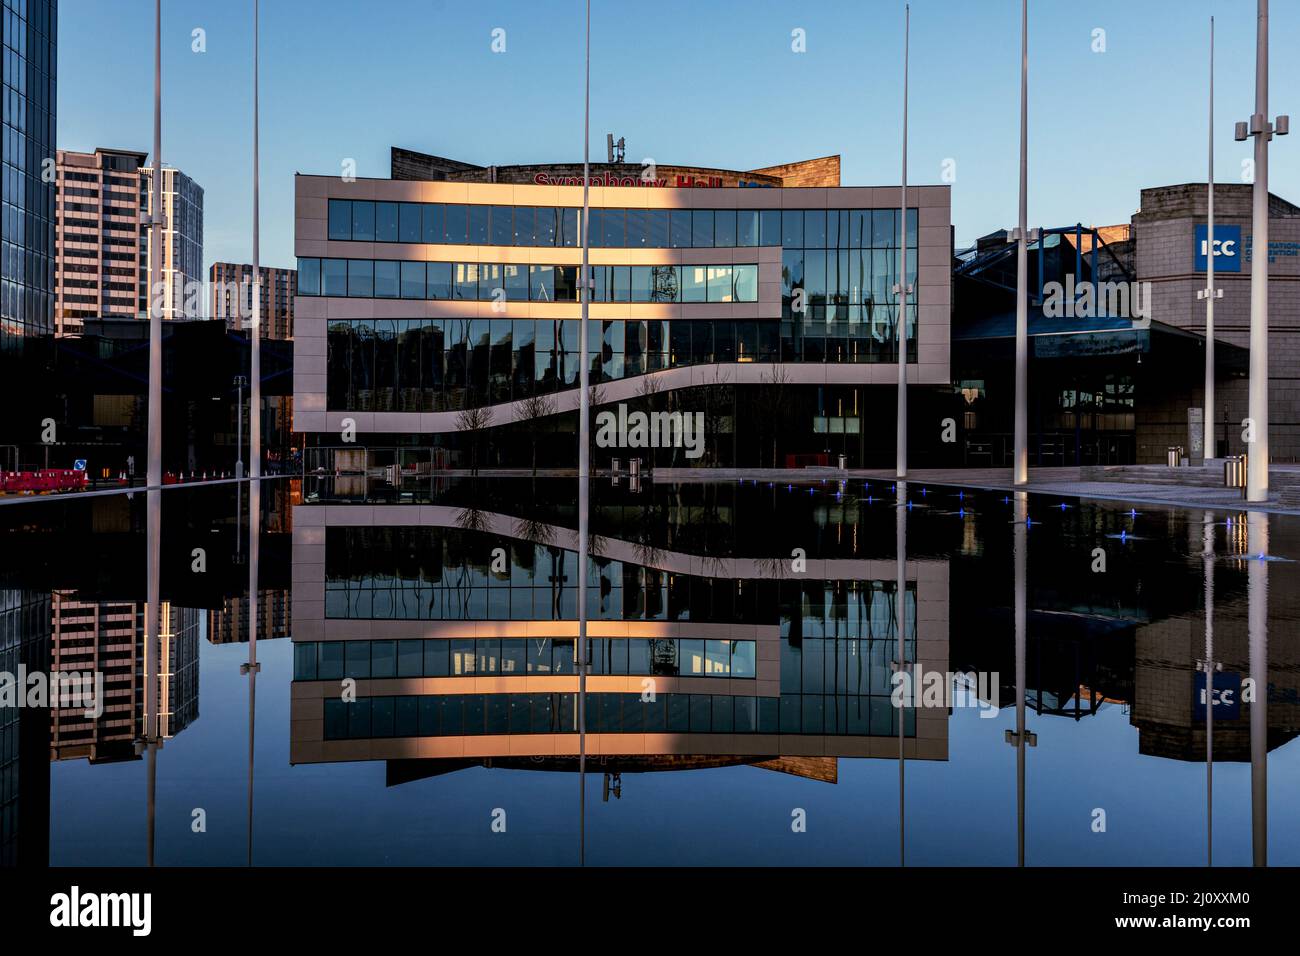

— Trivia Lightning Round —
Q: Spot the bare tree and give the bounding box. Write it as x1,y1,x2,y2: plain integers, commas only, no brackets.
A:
758,365,793,468
517,393,556,476
455,405,494,476
703,365,733,467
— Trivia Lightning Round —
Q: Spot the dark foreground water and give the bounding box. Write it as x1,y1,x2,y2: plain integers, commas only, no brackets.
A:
2,476,1296,866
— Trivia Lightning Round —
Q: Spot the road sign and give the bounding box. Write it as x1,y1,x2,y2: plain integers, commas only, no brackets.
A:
73,459,87,471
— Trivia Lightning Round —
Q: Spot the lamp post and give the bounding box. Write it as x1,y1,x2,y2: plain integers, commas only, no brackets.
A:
1235,0,1288,502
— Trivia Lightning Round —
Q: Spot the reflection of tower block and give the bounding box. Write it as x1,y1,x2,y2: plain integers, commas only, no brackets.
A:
649,638,677,674
603,772,622,802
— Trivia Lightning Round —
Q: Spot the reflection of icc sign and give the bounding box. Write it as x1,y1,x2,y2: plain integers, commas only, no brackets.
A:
1194,224,1241,273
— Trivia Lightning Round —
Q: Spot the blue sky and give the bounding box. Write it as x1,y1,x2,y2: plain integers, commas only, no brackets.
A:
57,0,1300,272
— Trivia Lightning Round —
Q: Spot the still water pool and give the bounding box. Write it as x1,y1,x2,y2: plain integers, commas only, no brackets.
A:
3,477,1296,866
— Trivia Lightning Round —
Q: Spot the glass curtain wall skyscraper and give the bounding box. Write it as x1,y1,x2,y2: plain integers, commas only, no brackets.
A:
0,0,57,349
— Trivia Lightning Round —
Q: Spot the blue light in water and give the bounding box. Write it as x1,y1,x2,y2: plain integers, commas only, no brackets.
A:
922,487,928,495
959,508,966,517
1120,530,1127,541
1060,502,1067,511
958,491,965,500
1003,496,1011,505
1129,509,1137,518
1026,518,1032,528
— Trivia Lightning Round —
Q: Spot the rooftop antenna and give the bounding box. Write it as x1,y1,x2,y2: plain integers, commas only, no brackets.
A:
606,133,626,163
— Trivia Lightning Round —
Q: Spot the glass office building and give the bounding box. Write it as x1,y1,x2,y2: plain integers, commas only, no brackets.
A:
294,151,952,469
1,0,57,349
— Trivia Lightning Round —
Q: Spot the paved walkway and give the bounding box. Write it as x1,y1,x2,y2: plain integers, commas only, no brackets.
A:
657,465,1300,516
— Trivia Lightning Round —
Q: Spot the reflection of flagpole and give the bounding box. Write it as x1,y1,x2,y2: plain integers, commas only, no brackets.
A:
1247,511,1268,865
577,0,591,868
895,4,910,480
1007,492,1035,865
240,0,263,868
1201,512,1215,866
143,0,164,868
895,480,907,865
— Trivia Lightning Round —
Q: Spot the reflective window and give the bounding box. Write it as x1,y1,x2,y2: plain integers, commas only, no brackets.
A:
351,201,375,242
322,258,347,296
423,204,444,243
468,206,489,244
444,205,468,244
400,261,425,299
714,209,737,247
328,200,351,240
692,210,714,248
347,259,373,298
399,203,422,243
375,260,399,298
737,210,758,247
376,202,399,242
298,257,320,296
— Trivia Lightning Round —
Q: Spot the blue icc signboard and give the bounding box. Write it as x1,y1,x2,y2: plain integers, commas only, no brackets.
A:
1193,670,1242,721
1195,224,1242,272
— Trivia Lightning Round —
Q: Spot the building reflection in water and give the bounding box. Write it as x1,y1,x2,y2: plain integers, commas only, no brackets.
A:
288,492,952,794
2,474,1297,866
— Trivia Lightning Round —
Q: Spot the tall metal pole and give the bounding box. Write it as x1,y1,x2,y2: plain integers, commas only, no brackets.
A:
1013,0,1029,486
1202,19,1217,460
1247,511,1268,864
248,0,261,660
577,0,591,868
243,0,263,866
895,481,907,865
143,0,163,865
1247,1,1270,502
895,4,910,479
1013,492,1029,865
1201,512,1215,867
235,377,244,479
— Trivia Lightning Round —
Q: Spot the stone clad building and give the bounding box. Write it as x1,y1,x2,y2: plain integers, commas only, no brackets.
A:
1132,183,1300,462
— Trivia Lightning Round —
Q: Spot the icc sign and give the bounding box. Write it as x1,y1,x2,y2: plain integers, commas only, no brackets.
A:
1194,224,1241,272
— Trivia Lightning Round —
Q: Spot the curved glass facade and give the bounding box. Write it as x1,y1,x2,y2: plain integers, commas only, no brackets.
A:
323,199,915,252
323,314,917,413
297,258,757,304
321,691,913,740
